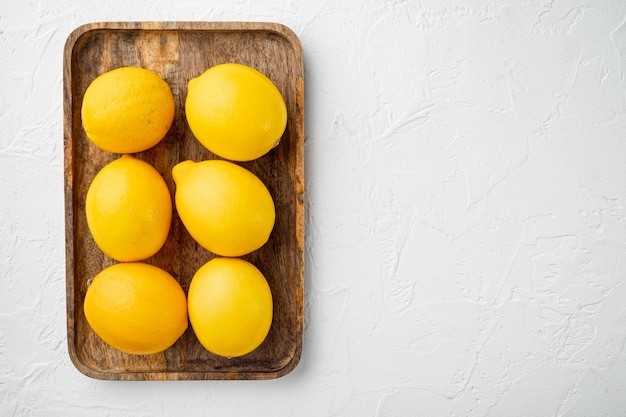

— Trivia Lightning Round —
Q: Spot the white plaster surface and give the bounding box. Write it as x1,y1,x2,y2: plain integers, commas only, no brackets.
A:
2,0,626,415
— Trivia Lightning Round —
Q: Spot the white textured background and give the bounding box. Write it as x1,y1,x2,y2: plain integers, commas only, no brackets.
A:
2,0,626,415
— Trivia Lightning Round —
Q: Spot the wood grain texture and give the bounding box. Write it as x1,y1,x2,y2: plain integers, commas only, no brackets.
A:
63,22,304,380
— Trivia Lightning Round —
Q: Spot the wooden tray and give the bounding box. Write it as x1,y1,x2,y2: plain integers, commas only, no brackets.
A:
63,22,304,380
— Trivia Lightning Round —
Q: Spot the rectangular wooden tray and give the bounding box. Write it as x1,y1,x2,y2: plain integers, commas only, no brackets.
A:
63,21,304,380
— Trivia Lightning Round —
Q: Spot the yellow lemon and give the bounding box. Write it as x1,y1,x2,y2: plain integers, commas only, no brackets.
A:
81,66,175,153
172,159,275,257
84,262,188,355
187,257,273,357
86,155,172,262
185,63,287,161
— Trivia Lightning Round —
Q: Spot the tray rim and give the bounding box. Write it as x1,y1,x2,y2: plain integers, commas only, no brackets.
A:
63,21,305,381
